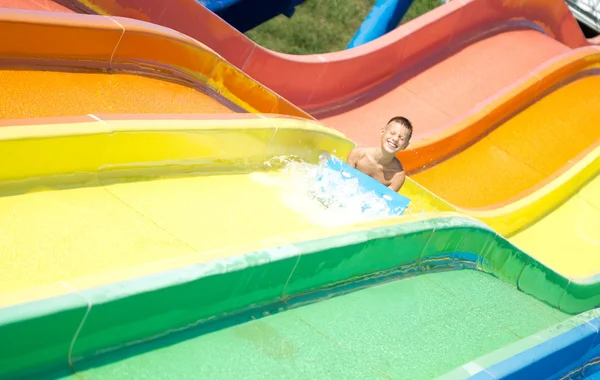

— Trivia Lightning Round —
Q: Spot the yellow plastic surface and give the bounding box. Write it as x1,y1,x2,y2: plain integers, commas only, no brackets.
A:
0,174,315,294
510,174,600,279
0,117,352,185
0,169,456,308
467,145,599,237
0,115,361,307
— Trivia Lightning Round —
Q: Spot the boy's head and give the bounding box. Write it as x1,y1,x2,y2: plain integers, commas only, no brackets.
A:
380,116,412,154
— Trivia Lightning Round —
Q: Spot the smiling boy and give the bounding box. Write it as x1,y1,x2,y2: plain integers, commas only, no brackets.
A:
346,116,413,192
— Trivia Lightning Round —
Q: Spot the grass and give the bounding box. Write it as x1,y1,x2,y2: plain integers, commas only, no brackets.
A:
245,0,441,54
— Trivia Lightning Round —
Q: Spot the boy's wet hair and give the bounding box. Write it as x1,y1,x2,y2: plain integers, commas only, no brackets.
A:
386,116,413,140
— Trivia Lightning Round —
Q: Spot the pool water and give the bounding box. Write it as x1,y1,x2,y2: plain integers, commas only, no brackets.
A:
252,154,403,227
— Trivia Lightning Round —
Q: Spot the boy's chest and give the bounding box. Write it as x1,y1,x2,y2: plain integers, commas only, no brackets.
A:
357,159,393,184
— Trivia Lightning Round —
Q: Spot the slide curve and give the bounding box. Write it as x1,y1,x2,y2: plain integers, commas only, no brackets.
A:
0,3,599,379
43,0,600,147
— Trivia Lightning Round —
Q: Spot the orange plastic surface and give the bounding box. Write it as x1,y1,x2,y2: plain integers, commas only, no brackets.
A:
0,70,236,119
0,7,310,119
33,0,599,147
397,46,600,173
411,74,600,209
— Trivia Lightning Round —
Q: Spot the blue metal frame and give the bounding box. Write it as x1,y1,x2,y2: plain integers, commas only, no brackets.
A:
346,0,415,49
198,0,240,13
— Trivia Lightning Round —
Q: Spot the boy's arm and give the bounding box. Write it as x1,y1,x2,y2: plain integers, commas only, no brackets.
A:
346,148,360,168
388,171,406,193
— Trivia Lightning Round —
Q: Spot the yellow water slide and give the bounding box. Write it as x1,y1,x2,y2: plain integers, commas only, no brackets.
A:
0,9,359,307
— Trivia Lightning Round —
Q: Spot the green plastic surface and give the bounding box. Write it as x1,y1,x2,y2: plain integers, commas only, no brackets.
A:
1,214,598,378
66,271,570,380
0,294,87,379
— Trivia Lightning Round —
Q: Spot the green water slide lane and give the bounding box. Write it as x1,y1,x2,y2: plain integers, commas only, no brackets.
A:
66,271,570,380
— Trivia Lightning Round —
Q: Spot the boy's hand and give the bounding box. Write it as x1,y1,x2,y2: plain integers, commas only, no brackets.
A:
388,171,406,193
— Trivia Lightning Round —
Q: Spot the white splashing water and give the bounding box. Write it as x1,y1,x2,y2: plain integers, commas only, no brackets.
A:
251,154,396,227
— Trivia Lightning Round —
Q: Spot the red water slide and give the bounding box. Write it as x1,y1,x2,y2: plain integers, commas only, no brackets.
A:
1,0,598,149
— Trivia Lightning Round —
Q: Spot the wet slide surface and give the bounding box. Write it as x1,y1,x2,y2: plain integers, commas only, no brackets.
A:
0,70,236,119
0,2,595,378
66,271,570,380
410,75,600,208
3,0,574,146
410,74,600,278
510,174,600,278
0,173,318,298
317,28,569,145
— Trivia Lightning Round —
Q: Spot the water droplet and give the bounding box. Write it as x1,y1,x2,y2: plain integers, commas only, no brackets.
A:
261,154,399,227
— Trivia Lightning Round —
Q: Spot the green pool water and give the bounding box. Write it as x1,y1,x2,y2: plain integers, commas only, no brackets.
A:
67,270,570,380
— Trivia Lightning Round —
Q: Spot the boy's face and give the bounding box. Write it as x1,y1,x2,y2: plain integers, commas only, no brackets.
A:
380,122,410,154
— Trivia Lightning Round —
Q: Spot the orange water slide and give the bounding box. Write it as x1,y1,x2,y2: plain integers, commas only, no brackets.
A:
409,50,600,209
0,6,309,120
28,0,600,149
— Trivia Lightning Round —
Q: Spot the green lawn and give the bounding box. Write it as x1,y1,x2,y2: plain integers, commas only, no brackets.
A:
245,0,441,54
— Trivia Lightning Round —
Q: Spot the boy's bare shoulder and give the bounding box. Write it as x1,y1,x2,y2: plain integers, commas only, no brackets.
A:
348,146,369,159
391,156,405,172
350,146,369,153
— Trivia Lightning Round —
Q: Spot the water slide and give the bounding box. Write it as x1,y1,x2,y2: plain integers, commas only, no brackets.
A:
0,6,323,298
47,0,599,145
0,3,599,380
47,0,600,271
57,0,600,319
